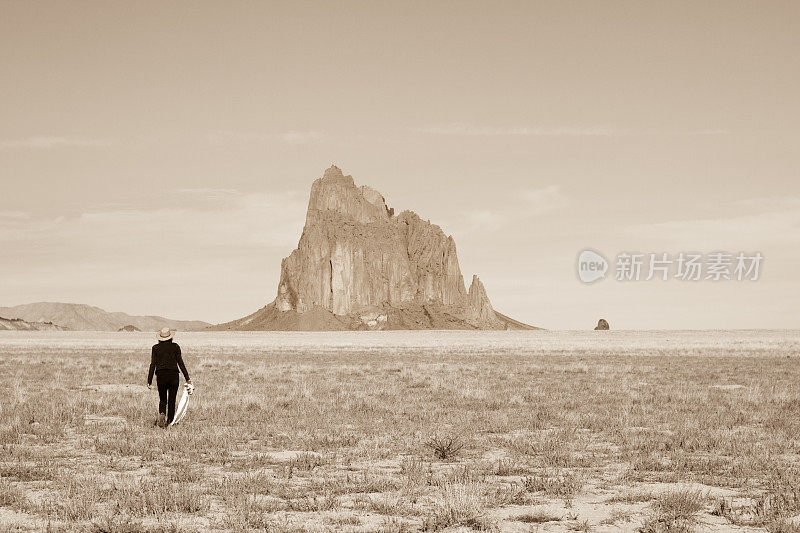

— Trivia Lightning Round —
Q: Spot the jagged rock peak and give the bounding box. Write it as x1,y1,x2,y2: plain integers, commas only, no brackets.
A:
323,164,345,179
308,165,392,223
468,275,497,322
278,167,474,318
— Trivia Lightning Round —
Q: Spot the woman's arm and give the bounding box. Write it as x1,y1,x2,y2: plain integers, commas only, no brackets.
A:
175,344,191,382
147,346,156,387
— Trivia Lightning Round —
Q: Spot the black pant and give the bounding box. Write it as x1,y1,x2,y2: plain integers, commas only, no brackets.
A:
156,370,180,424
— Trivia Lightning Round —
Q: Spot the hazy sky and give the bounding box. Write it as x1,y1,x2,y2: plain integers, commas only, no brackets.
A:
2,1,799,329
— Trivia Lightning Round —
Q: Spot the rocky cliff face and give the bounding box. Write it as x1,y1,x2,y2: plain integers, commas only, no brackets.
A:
215,166,537,331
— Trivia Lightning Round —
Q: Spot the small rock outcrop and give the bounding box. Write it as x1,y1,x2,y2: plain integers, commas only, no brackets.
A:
118,325,141,332
594,319,610,330
215,166,538,331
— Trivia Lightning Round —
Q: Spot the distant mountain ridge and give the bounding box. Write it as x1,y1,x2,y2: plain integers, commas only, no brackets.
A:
0,303,210,332
0,316,67,331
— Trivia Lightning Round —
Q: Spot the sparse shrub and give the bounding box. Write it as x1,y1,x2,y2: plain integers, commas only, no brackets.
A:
639,490,706,532
634,453,672,472
495,458,527,476
0,478,29,511
570,519,592,531
0,459,58,481
510,428,581,467
600,510,634,525
357,494,408,515
212,470,275,495
439,463,485,485
40,496,96,521
93,434,142,457
289,451,325,471
423,482,497,531
427,435,465,460
165,460,204,483
377,516,413,533
401,455,432,486
221,493,286,529
90,513,145,533
761,467,800,521
111,479,210,517
523,470,584,498
489,482,528,506
714,467,800,528
767,520,800,533
609,489,655,503
286,493,338,512
325,514,362,526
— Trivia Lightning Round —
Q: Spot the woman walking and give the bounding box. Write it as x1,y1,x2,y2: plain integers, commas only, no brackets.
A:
147,328,192,427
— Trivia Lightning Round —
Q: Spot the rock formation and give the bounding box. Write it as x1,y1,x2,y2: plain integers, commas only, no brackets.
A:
215,166,538,331
0,316,67,331
467,275,497,323
118,325,141,332
594,319,610,330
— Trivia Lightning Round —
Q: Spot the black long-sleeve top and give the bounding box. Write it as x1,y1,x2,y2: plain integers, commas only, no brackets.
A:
147,340,190,385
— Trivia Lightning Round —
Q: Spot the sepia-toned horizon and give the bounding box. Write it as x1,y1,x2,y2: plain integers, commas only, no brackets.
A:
2,1,799,329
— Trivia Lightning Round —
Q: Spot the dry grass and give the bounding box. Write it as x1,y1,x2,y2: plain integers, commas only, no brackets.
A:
0,330,798,531
639,489,707,532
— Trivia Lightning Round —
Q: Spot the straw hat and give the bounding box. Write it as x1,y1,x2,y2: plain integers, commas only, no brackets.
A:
157,327,174,341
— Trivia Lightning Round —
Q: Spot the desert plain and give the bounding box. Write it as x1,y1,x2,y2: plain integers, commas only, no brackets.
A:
0,330,798,532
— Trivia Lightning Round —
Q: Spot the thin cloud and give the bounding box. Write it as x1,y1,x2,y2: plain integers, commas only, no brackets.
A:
174,188,241,195
278,131,324,144
172,188,242,203
205,131,323,145
520,185,565,215
459,185,565,234
417,124,631,136
462,210,510,233
733,196,800,211
0,136,112,148
0,211,30,220
415,124,729,137
0,190,308,258
623,209,800,250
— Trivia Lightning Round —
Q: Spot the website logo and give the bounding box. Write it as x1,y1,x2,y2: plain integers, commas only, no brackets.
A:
577,249,609,284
